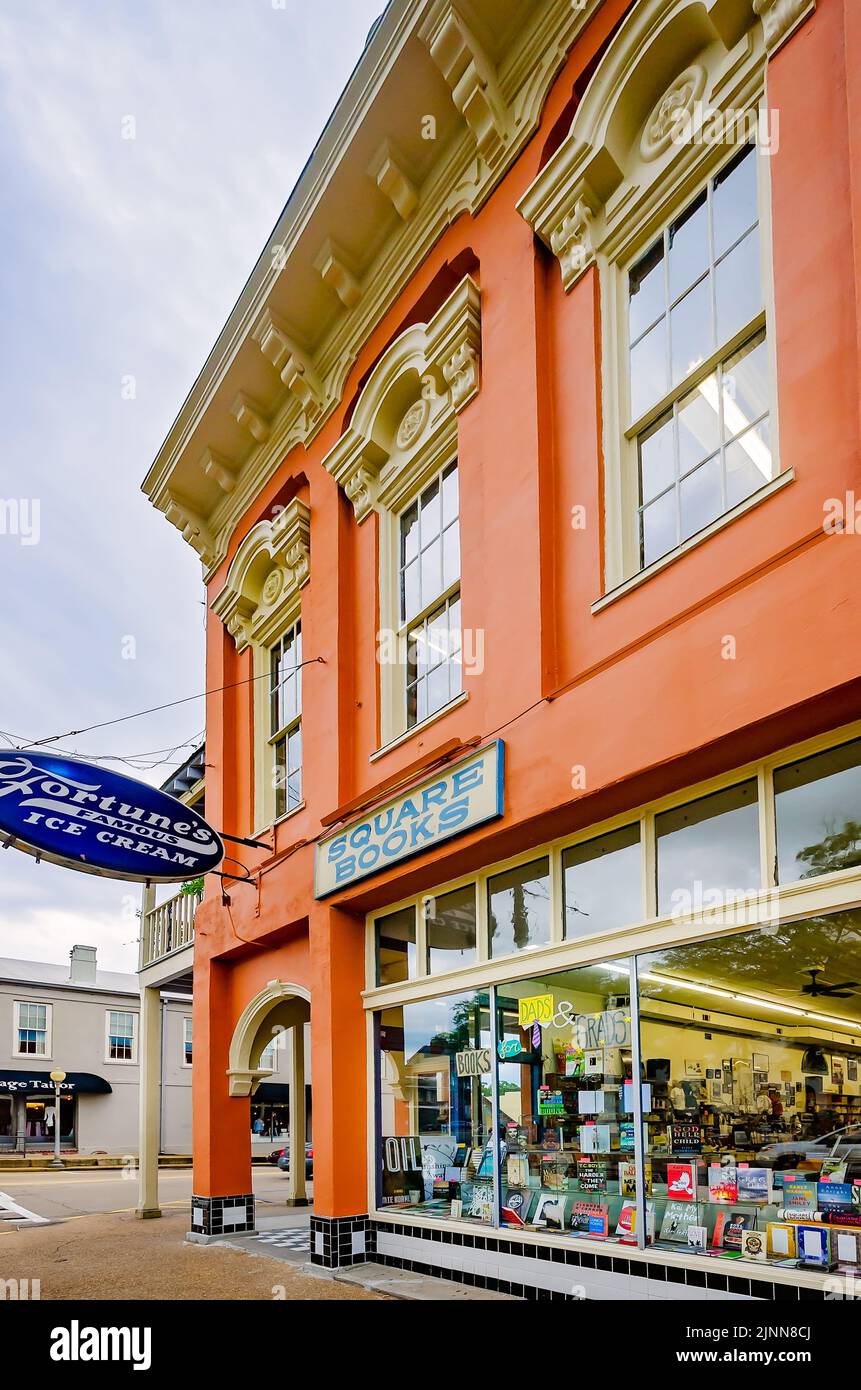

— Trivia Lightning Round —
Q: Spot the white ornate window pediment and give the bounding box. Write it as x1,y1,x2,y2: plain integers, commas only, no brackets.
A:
517,0,811,291
322,274,481,522
211,497,310,654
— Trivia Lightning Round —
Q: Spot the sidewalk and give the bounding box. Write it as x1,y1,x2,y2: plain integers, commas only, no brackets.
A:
0,1208,385,1301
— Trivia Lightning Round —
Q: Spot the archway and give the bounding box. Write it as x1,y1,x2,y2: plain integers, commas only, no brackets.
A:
228,980,311,1206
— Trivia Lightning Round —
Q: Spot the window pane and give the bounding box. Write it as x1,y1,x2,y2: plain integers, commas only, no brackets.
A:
713,144,758,258
630,319,668,420
426,661,450,717
679,454,723,542
401,559,420,624
496,961,638,1241
638,909,861,1269
427,886,477,973
722,332,769,439
441,462,459,526
725,422,772,507
442,523,460,590
641,488,677,567
375,906,418,986
420,538,442,608
677,375,721,474
668,191,708,301
377,991,493,1223
563,825,642,939
774,739,861,884
420,475,441,537
629,237,665,342
639,413,674,503
400,501,419,566
656,780,760,916
715,227,761,344
670,276,711,386
273,737,286,820
488,858,551,958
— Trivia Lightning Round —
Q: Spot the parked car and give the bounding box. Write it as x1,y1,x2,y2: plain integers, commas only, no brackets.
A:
277,1142,314,1179
755,1125,861,1179
267,1146,288,1165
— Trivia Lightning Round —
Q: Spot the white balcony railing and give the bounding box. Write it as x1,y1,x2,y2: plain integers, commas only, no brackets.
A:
142,889,199,967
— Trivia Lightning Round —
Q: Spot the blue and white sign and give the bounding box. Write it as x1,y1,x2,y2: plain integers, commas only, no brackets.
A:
0,753,224,883
314,741,504,897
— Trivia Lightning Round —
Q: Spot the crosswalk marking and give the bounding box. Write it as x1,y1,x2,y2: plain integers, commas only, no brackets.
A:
0,1190,50,1226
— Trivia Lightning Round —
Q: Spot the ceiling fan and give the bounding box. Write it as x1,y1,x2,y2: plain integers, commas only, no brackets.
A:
800,966,859,999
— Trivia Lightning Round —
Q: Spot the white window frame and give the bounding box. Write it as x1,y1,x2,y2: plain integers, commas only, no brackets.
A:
517,2,787,596
182,1016,193,1068
612,138,781,585
321,275,481,751
104,1009,138,1065
13,1000,52,1060
256,614,304,831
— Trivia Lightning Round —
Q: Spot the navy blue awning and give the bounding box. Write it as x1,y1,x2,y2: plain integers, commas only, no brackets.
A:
0,1071,112,1095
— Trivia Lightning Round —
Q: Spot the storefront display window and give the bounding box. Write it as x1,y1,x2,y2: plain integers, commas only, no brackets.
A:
377,990,494,1222
774,738,861,885
488,857,550,958
0,1097,12,1144
495,962,640,1240
562,825,642,939
656,780,759,915
638,911,861,1270
426,885,476,973
375,906,417,986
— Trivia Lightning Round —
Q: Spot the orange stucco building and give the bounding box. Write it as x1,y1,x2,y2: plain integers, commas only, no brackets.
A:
145,0,861,1297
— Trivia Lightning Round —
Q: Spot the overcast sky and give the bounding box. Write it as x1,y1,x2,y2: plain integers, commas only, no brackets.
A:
0,0,383,972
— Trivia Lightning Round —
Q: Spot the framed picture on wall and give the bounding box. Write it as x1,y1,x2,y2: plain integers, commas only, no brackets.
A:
832,1057,845,1086
848,1059,858,1083
685,1061,703,1077
752,1053,769,1072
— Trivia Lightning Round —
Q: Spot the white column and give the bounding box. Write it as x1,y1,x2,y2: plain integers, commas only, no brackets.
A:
136,983,162,1218
286,1024,307,1206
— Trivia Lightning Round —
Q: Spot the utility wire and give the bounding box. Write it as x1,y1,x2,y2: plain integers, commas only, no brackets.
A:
3,658,325,753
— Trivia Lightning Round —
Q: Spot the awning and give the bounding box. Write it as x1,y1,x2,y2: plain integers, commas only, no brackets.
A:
0,1071,112,1095
254,1082,290,1104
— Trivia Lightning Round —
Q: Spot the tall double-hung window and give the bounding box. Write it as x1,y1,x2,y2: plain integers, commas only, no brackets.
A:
398,462,461,729
628,145,773,568
269,620,302,819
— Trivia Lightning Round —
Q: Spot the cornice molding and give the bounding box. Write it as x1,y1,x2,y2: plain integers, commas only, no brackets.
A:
518,0,770,292
323,274,480,522
211,497,310,653
753,0,816,55
143,0,605,578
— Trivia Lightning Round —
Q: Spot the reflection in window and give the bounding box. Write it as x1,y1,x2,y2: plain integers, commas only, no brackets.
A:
774,739,861,885
629,146,772,568
563,825,642,939
375,907,418,987
495,963,638,1240
656,780,760,916
427,885,477,973
488,858,551,958
377,992,493,1223
638,912,861,1266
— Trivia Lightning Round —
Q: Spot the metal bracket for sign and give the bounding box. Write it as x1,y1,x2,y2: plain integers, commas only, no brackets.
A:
218,831,273,852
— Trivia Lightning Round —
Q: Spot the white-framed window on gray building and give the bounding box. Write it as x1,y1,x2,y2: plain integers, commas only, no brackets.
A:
106,1010,137,1063
183,1017,193,1067
14,1001,51,1057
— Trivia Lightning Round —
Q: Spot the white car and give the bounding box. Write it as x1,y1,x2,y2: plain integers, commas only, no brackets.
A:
756,1125,861,1179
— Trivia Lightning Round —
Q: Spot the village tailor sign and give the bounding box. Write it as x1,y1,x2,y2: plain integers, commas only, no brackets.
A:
0,753,224,883
314,741,504,897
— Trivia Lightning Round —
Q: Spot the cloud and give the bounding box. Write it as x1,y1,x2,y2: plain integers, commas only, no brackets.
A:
0,0,384,970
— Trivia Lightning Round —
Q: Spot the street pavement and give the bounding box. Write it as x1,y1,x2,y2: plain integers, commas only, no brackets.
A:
0,1163,296,1223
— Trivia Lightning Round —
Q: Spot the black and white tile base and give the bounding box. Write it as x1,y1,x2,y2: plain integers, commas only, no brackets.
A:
310,1214,376,1268
372,1221,856,1302
191,1193,255,1238
253,1227,312,1252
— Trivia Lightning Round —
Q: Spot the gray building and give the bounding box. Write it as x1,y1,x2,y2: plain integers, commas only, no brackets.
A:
0,944,193,1155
